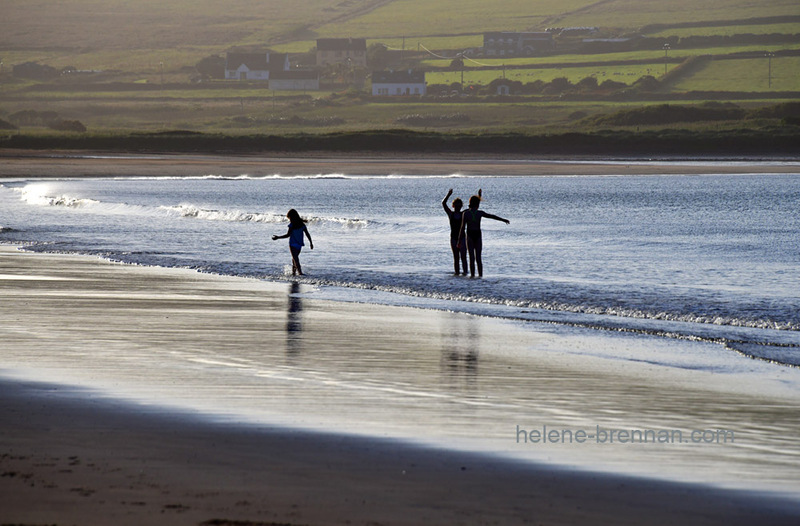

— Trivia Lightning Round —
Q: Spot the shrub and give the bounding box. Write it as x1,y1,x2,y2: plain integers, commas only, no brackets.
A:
599,79,627,92
195,55,225,79
543,77,572,94
9,110,61,126
395,113,470,126
48,119,87,132
631,75,660,92
749,102,800,120
13,62,59,80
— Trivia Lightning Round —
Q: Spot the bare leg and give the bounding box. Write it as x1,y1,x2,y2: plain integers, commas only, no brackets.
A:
290,246,303,275
466,237,476,277
450,239,460,275
472,231,483,277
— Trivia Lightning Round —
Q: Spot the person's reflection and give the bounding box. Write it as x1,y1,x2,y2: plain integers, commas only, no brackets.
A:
286,281,304,357
441,313,479,389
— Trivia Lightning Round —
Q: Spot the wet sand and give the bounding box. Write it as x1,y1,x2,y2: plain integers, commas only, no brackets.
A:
2,377,798,526
1,150,799,178
1,245,799,525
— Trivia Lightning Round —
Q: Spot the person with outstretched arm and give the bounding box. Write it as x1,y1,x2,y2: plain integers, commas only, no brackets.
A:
272,208,313,276
457,189,509,278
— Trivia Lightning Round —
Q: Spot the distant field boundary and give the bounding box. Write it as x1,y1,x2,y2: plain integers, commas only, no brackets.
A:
641,15,800,34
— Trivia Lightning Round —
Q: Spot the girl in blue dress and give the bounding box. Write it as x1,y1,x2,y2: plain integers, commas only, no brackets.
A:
272,209,314,276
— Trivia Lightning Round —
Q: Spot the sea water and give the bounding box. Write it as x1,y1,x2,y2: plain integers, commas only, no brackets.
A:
2,170,798,360
2,166,800,494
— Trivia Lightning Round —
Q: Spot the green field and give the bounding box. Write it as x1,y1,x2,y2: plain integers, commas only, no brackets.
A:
550,0,799,28
2,0,798,71
1,0,798,136
646,22,800,38
311,0,798,38
673,56,800,92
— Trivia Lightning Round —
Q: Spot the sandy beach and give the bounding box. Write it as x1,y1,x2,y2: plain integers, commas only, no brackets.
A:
1,245,799,525
2,150,800,178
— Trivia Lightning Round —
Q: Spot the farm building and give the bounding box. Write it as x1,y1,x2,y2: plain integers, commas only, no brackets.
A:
225,52,290,81
316,38,368,68
372,70,426,96
483,32,554,56
269,70,320,91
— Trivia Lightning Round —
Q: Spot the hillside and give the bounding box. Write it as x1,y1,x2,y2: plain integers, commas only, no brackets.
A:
0,0,798,140
2,0,797,70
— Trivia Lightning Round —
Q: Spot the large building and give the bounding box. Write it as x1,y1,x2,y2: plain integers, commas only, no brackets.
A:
483,32,554,57
316,38,368,68
371,70,426,96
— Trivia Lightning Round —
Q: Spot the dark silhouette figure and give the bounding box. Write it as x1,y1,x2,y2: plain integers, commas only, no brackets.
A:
457,190,509,277
442,188,468,275
272,209,314,276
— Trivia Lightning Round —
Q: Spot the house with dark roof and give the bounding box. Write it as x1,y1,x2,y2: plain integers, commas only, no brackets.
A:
371,70,426,96
225,52,290,81
483,32,554,57
316,38,367,68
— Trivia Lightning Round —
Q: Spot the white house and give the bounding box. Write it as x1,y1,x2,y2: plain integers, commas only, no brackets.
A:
225,52,290,81
371,70,426,96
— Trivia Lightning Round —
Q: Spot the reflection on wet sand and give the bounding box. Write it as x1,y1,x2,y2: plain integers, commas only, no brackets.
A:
285,281,303,358
1,246,799,496
440,312,479,391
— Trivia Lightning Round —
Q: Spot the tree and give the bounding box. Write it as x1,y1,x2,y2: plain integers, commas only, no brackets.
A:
575,76,599,91
367,43,390,71
49,119,87,132
632,75,659,92
13,62,58,80
543,77,572,94
195,55,225,79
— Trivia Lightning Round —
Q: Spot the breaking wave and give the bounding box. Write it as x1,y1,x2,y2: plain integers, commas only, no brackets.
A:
114,173,470,181
13,184,369,228
162,204,368,228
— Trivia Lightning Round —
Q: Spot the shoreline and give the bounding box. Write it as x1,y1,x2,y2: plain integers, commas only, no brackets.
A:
1,150,800,178
2,246,800,524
